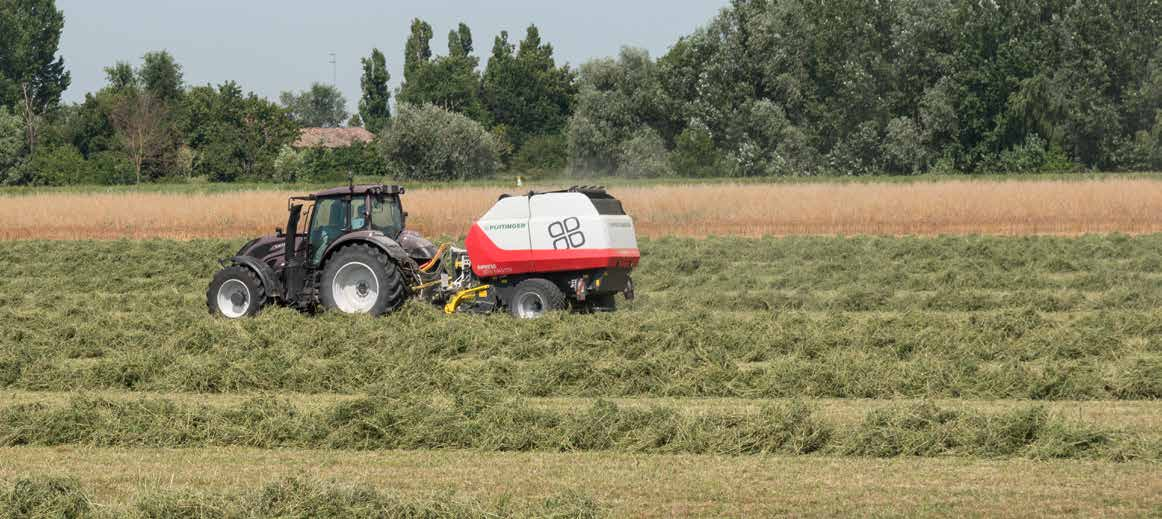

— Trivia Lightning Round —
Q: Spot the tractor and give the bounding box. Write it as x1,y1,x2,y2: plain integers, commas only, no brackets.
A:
206,183,639,319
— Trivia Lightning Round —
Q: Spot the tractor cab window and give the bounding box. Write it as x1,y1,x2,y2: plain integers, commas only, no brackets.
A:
369,196,403,238
309,198,348,265
350,197,369,230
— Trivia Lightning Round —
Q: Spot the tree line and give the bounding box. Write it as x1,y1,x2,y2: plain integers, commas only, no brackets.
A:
2,0,1161,185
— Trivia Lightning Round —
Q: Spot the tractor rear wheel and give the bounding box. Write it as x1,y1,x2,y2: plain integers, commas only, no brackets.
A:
320,244,406,316
207,265,266,319
509,278,567,319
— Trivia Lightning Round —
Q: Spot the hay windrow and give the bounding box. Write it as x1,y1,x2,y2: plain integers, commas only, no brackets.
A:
0,396,1153,460
0,475,603,519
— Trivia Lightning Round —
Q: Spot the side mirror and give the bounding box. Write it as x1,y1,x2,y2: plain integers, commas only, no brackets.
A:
275,227,284,237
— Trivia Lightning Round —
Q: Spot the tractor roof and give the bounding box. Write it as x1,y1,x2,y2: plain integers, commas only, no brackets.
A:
311,184,405,198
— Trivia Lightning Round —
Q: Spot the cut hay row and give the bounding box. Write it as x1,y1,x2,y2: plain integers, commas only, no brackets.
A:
3,449,1160,518
5,178,1162,239
6,391,1160,433
0,396,1154,460
0,475,599,519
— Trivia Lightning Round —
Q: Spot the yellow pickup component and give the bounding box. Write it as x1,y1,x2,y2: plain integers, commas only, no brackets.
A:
444,285,492,314
410,280,441,293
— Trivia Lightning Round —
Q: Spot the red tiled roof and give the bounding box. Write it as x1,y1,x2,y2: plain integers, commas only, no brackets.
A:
293,127,376,148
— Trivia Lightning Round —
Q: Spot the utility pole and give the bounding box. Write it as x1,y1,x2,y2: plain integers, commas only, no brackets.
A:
329,52,337,87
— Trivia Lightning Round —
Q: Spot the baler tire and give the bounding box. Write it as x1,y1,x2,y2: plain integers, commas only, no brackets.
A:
509,278,567,319
207,265,266,319
320,244,406,316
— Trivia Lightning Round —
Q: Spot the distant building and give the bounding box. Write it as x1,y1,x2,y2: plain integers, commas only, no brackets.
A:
293,127,376,149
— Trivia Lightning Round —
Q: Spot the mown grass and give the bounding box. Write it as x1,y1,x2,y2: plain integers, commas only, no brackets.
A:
0,475,601,519
2,236,1161,399
1,396,1154,460
8,391,1161,434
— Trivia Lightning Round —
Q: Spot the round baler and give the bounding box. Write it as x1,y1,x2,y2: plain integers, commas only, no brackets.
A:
438,186,640,317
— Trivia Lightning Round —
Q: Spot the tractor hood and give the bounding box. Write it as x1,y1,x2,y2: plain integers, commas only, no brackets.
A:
238,235,289,268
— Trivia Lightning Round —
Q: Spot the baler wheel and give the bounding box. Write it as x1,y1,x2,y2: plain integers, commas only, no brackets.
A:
509,278,566,319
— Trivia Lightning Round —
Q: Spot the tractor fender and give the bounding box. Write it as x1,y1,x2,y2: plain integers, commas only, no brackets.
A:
223,256,282,299
322,231,418,270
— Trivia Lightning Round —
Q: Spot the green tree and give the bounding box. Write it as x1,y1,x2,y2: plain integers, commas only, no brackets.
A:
139,50,183,103
618,127,672,178
358,48,391,134
63,91,118,158
398,22,486,123
670,123,721,177
181,82,298,181
403,19,433,84
482,25,576,149
0,0,70,155
92,53,186,181
279,83,348,128
0,106,23,182
448,22,473,57
103,62,137,92
566,48,667,176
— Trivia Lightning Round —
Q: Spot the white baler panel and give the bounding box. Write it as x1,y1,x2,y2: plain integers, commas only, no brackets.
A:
606,216,638,249
527,193,636,251
476,196,530,250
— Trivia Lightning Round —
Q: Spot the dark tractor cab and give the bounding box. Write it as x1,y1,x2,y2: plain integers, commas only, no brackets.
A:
207,184,437,318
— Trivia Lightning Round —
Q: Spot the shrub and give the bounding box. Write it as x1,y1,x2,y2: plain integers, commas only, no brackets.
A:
670,123,722,177
0,106,22,184
380,103,501,181
565,111,618,175
87,151,136,185
996,134,1050,173
511,134,568,177
272,145,308,183
8,145,90,186
617,128,672,178
883,117,930,174
828,121,883,175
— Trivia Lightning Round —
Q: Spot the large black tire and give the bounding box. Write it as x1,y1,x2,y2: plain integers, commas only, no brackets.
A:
320,244,406,316
508,278,567,319
207,265,266,319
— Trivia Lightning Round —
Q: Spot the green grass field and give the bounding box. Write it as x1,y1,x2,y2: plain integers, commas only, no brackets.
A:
2,235,1161,516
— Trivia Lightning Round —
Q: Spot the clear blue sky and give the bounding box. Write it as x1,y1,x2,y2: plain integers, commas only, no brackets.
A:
56,0,728,106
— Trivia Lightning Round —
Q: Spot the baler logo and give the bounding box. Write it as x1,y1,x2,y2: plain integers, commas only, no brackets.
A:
485,222,526,232
549,217,586,250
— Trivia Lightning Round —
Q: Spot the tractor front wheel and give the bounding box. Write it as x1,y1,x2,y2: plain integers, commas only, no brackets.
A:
320,244,406,316
207,265,266,319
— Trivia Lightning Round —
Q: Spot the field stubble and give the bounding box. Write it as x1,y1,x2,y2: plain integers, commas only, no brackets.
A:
3,178,1162,239
3,449,1160,518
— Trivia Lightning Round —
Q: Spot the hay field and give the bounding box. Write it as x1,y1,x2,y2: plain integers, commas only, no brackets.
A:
3,178,1162,240
3,235,1162,515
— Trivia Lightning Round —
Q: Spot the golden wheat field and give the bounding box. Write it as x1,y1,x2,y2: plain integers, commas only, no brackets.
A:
2,178,1162,240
